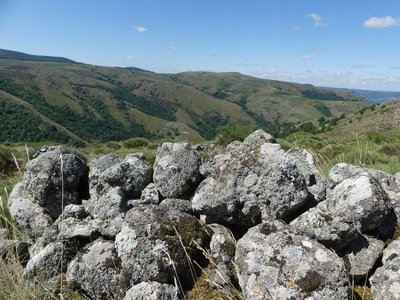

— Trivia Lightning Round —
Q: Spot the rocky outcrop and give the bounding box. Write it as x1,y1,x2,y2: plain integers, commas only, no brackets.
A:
153,142,202,199
5,130,400,299
8,146,88,237
235,221,352,299
291,173,391,251
192,131,309,225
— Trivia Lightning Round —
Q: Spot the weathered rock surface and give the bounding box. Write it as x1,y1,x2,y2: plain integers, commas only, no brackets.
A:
207,224,237,287
235,220,351,299
370,237,400,300
89,153,152,200
66,239,124,299
8,147,88,237
116,205,206,286
5,130,400,299
123,281,179,300
140,183,160,204
329,163,400,199
193,130,309,225
287,147,326,202
291,174,391,251
153,142,202,199
343,235,385,282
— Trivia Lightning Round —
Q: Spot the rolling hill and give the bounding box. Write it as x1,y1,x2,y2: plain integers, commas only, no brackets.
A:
0,49,373,144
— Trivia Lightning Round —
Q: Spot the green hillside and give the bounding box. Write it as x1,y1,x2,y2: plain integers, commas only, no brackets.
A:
0,51,373,144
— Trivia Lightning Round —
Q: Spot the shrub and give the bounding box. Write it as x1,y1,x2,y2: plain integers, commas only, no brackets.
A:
122,137,150,149
0,145,15,176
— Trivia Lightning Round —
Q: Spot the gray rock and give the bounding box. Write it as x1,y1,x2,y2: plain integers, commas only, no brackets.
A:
18,146,87,218
115,205,206,286
140,183,160,204
24,241,74,279
159,198,193,214
8,182,53,238
62,204,89,219
0,228,9,240
241,129,276,147
8,147,88,237
343,235,385,282
123,282,179,300
84,187,126,220
207,224,237,287
97,214,127,239
193,130,308,226
153,143,202,199
370,237,400,300
287,147,326,202
329,163,400,199
57,217,101,241
66,239,124,299
235,220,351,300
89,153,152,199
291,174,391,251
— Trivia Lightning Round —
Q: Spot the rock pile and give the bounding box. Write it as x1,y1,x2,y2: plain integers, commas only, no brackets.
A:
4,130,400,299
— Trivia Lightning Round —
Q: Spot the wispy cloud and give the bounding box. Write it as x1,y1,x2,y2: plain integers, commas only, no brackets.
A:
300,54,313,60
292,25,301,30
363,16,400,28
133,25,148,32
170,46,177,51
391,66,400,70
306,13,325,27
126,55,134,60
350,64,373,69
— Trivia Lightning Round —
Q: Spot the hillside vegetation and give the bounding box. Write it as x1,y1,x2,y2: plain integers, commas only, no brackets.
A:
0,51,372,144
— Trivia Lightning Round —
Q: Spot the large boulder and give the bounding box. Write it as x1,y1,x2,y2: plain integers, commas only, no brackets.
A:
89,153,152,199
192,130,308,226
87,153,152,217
8,147,88,237
329,163,400,199
115,205,206,286
153,143,202,199
291,174,391,251
370,237,400,300
66,239,125,299
235,220,351,299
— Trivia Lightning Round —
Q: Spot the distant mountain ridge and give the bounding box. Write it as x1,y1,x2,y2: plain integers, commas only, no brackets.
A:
0,49,373,144
0,48,77,64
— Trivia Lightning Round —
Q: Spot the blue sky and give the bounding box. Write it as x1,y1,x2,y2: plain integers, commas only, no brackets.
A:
1,0,400,90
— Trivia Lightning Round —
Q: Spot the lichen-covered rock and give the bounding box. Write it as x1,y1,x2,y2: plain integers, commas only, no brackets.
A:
57,217,101,241
287,147,326,202
140,183,160,204
89,153,152,200
329,163,400,199
235,221,351,300
24,242,75,279
193,130,308,226
291,174,391,251
159,198,193,214
8,182,53,238
115,205,206,286
8,147,88,237
66,239,125,299
153,142,202,199
123,281,179,300
370,237,400,300
84,187,126,220
343,235,385,282
207,224,237,287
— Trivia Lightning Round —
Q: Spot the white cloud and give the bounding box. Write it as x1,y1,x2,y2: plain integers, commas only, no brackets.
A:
363,16,400,28
170,46,177,51
300,54,313,59
306,13,325,27
133,25,148,32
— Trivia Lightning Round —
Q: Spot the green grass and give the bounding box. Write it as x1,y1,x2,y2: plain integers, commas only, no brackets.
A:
280,130,400,175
